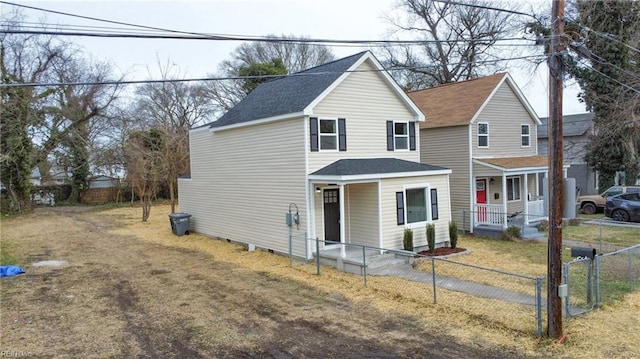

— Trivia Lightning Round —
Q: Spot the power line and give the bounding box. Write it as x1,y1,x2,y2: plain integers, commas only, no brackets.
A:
430,0,537,19
0,54,547,88
578,24,640,55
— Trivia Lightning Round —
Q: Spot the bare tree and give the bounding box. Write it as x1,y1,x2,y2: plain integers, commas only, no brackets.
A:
204,35,334,115
124,129,163,221
380,0,523,90
133,60,213,213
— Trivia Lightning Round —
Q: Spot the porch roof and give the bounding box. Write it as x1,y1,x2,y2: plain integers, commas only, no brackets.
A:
473,155,563,172
309,158,450,182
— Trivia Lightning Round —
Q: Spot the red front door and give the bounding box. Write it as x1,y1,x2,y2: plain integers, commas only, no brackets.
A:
476,179,487,222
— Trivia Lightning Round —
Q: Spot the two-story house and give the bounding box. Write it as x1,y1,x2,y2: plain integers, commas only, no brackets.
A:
178,51,452,259
409,73,567,233
538,113,596,196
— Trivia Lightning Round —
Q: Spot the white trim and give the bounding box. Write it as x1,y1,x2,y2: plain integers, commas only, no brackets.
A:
506,176,522,202
304,52,425,122
177,177,192,182
477,122,489,148
339,184,346,257
468,124,475,233
377,180,383,250
309,169,452,183
209,111,305,132
189,125,210,134
318,117,339,152
304,116,312,258
472,158,569,173
521,124,531,147
393,121,410,151
401,183,433,230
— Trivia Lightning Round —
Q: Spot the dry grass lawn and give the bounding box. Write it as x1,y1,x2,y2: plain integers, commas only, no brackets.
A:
1,204,638,358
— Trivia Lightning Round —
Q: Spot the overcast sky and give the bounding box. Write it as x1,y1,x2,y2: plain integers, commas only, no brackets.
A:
5,0,587,117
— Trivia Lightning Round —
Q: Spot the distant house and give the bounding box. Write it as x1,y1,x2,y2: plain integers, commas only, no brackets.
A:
538,113,596,195
30,167,42,186
179,51,453,258
88,175,120,189
409,73,568,232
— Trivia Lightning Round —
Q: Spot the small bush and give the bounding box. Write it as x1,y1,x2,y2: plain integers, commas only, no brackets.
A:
502,226,521,241
448,221,458,249
567,218,581,226
536,220,549,232
426,224,436,251
403,228,414,252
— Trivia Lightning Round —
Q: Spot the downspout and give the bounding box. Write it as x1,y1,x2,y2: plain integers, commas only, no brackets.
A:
468,125,474,233
502,172,508,229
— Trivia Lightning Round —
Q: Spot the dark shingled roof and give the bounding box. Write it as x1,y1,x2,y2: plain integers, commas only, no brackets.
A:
310,158,448,177
210,51,368,129
538,113,594,138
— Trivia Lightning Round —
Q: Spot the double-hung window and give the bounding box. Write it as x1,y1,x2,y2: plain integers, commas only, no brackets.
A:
394,122,409,150
478,122,489,147
507,177,521,201
319,119,337,150
396,186,439,226
521,124,530,147
310,117,346,152
386,121,416,151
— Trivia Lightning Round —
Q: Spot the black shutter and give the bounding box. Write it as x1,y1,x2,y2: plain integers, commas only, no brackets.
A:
387,121,394,151
396,192,405,225
409,122,416,151
310,117,318,152
430,188,439,220
338,118,347,151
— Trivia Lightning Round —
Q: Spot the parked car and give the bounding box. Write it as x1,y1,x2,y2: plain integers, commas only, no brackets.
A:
604,192,640,222
577,186,640,214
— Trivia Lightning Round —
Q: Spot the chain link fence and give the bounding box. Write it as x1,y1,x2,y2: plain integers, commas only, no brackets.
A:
595,244,640,307
287,235,546,337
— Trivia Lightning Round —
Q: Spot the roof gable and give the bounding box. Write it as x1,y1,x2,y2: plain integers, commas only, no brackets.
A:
538,112,594,139
209,51,423,131
408,73,539,129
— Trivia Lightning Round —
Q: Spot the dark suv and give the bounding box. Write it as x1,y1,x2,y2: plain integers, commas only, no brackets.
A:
605,192,640,222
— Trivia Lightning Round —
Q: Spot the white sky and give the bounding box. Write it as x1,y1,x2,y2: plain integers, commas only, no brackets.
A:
5,0,587,117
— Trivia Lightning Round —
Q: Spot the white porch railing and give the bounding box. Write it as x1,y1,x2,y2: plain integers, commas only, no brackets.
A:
526,200,545,224
475,204,504,226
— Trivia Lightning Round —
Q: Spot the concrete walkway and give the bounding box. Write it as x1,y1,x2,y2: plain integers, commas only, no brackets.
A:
366,258,542,307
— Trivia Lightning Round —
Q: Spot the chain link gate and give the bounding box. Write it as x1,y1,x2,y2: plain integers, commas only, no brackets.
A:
563,257,595,317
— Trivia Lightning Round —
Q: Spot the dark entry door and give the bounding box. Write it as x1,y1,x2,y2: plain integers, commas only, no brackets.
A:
323,189,340,244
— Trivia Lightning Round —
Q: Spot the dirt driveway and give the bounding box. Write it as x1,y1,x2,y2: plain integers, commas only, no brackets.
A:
1,206,540,359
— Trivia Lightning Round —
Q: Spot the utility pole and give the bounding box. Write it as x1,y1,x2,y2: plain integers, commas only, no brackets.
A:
547,0,565,340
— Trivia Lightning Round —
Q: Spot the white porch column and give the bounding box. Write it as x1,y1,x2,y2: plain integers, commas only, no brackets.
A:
339,183,346,258
524,173,529,225
535,172,540,197
502,173,508,229
308,180,316,258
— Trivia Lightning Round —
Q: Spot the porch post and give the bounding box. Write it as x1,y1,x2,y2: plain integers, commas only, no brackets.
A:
309,180,316,258
339,183,346,258
524,173,529,225
502,173,508,229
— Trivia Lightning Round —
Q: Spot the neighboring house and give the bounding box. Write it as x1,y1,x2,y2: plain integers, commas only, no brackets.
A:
409,73,567,232
538,113,596,196
179,51,453,259
30,167,42,186
88,175,120,189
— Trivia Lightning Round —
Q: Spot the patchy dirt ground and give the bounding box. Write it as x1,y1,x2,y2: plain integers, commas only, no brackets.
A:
1,206,537,359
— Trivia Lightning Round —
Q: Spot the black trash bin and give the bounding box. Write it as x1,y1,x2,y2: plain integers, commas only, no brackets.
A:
169,212,191,236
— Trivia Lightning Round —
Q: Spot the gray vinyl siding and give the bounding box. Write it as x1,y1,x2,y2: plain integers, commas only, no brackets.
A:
309,60,420,172
472,83,539,157
178,118,307,256
380,175,451,249
419,125,470,215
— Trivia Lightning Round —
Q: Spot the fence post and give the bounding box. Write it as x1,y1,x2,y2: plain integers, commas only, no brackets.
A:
563,262,570,317
431,258,437,304
595,255,601,308
629,250,634,291
362,246,367,287
289,230,293,268
536,276,543,338
316,237,321,276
